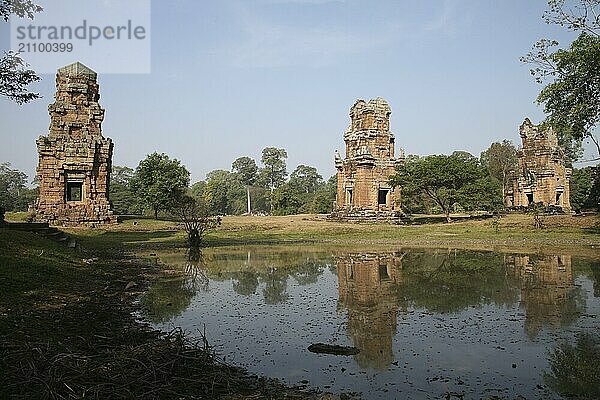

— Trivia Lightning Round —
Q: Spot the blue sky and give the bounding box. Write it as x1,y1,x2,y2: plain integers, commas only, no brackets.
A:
0,0,593,183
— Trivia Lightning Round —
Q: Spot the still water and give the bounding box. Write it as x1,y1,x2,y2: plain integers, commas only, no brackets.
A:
142,247,600,399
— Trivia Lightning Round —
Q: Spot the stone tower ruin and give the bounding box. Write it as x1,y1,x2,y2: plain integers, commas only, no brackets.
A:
333,98,404,219
34,62,115,225
507,118,571,210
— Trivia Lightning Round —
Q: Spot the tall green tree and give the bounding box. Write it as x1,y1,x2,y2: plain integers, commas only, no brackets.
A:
190,181,206,199
109,165,142,215
259,147,288,192
307,174,337,214
390,153,495,222
231,156,258,186
202,170,246,215
480,140,518,201
270,183,302,215
130,153,190,218
0,0,42,104
522,0,600,160
0,162,36,212
570,166,599,210
232,156,258,213
289,164,323,194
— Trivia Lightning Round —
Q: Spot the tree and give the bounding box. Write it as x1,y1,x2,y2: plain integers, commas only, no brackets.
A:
0,0,42,104
231,156,258,186
480,140,518,202
260,147,288,192
522,0,600,159
169,191,221,248
130,153,190,218
390,153,492,222
0,162,36,212
307,174,337,214
232,156,258,214
202,170,246,215
289,164,323,194
190,181,206,199
109,165,142,215
570,166,600,210
271,183,302,215
544,332,600,399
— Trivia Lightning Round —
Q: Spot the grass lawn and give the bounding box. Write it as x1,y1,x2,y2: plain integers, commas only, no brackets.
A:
46,212,598,256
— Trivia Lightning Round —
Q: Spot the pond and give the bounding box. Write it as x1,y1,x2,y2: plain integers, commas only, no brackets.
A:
142,246,600,399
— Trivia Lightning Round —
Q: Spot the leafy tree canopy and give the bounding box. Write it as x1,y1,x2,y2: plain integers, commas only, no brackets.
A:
0,162,37,212
480,140,518,198
570,166,600,210
231,156,258,186
522,0,600,159
109,165,142,215
289,164,323,194
0,1,42,104
390,153,499,221
260,147,287,191
130,153,190,218
202,170,246,215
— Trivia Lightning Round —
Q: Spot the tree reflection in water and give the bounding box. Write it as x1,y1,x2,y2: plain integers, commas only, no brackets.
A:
396,249,519,313
335,249,587,370
544,332,600,399
263,268,289,304
209,251,326,304
142,248,208,323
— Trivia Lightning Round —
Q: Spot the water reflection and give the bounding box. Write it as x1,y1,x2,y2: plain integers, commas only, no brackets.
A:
145,246,600,399
337,252,403,370
141,249,208,323
203,249,329,303
505,254,584,337
396,249,519,312
544,331,600,398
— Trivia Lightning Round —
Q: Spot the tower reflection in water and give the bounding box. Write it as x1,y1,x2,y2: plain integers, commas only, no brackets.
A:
505,254,582,337
335,250,585,369
336,252,404,370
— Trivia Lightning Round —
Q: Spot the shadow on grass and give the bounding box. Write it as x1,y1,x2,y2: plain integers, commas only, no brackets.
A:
204,236,317,248
73,230,185,255
583,226,600,235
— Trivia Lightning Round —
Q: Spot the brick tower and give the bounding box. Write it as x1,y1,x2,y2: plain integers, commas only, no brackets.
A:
507,118,571,211
35,62,115,225
334,98,404,219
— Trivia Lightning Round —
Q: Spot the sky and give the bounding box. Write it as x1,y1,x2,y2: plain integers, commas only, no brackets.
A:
0,0,595,184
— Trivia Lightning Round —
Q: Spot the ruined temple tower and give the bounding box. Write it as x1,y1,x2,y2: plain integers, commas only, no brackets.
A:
507,118,571,210
35,62,115,225
334,98,404,216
